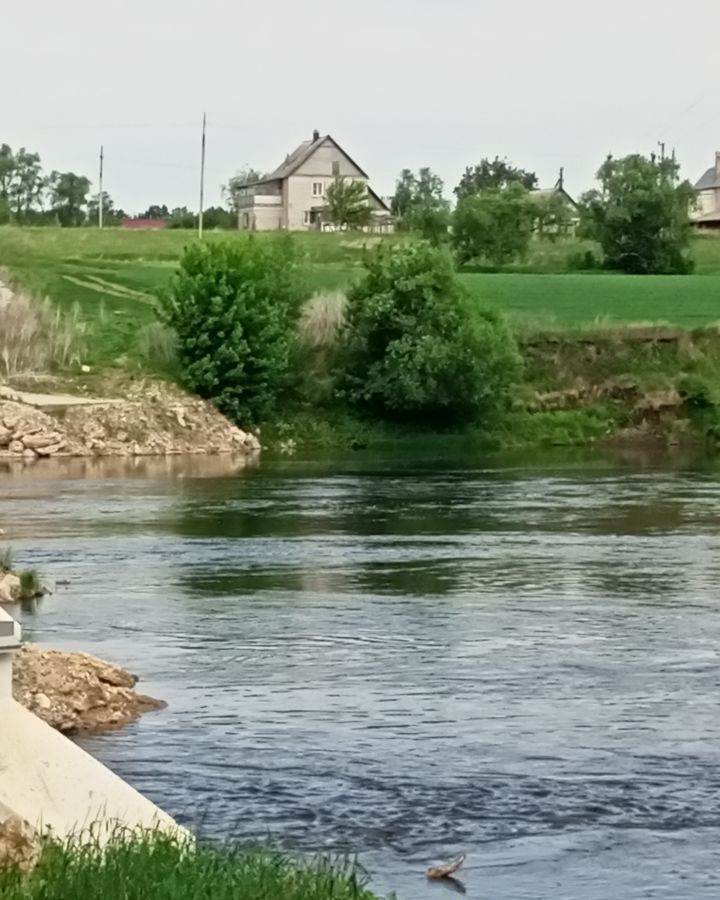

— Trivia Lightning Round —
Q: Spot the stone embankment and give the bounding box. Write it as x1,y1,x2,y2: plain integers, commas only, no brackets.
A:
12,644,164,735
0,382,260,460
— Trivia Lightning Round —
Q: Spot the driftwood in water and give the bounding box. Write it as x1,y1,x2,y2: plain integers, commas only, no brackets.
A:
426,854,465,880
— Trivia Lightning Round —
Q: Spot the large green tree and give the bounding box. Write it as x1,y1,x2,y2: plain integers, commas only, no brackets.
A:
392,168,450,243
49,171,91,226
455,157,537,201
325,177,371,229
452,183,536,267
579,153,694,274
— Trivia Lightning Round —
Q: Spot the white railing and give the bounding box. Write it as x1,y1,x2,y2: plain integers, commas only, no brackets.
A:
0,606,22,699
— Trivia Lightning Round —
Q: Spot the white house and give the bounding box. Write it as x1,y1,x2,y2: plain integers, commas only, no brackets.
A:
234,131,393,233
692,152,720,230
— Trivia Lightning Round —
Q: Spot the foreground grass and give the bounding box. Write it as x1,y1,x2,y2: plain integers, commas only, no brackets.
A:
0,834,380,900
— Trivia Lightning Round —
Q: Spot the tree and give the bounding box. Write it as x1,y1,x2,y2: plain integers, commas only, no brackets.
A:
0,145,14,202
452,183,536,267
392,168,450,243
224,167,266,213
87,191,124,226
325,177,371,229
7,149,45,222
49,171,91,226
139,204,170,220
455,157,537,201
336,242,521,426
160,238,304,424
578,153,694,274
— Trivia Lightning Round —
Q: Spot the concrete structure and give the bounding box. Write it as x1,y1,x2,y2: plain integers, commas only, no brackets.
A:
692,152,720,230
0,607,181,842
235,130,393,233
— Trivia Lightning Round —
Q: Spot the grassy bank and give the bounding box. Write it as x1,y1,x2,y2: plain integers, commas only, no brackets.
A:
2,227,720,371
0,833,380,900
2,226,720,451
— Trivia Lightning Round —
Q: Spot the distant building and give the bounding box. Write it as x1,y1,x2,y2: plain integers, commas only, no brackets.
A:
121,218,168,230
531,169,580,236
235,131,393,233
691,152,720,230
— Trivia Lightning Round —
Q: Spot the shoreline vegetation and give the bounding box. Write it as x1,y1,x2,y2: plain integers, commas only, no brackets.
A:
0,831,382,899
0,227,719,457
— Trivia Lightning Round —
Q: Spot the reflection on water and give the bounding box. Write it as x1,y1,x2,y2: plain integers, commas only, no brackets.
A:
3,449,720,899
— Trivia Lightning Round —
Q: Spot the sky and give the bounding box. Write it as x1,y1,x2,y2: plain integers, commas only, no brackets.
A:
3,0,718,213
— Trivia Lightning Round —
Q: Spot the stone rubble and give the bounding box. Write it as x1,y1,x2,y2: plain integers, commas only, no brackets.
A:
12,644,165,735
0,382,261,461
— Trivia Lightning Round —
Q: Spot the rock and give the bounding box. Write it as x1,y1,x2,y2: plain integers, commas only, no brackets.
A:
21,432,62,450
0,426,11,447
35,441,66,457
22,448,37,460
0,816,40,872
81,365,91,373
0,572,21,603
34,692,51,710
13,644,166,735
8,440,23,455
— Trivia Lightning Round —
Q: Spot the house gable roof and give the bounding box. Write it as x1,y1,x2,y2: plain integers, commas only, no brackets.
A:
695,167,720,191
264,134,370,182
531,185,579,209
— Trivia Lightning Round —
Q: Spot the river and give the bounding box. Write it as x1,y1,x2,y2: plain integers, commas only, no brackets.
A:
2,449,720,899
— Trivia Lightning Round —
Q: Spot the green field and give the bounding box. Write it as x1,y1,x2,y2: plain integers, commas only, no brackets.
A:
1,226,719,369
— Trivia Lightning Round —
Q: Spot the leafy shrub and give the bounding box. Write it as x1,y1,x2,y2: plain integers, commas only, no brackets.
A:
336,242,521,426
567,248,601,272
452,184,536,268
160,238,304,424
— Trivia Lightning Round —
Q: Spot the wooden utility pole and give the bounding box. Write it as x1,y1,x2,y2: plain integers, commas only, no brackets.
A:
198,113,206,239
98,145,104,229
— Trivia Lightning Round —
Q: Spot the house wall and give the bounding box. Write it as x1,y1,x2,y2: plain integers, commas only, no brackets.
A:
696,188,720,217
286,139,369,231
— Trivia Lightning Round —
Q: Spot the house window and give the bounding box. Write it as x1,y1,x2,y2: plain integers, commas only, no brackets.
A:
332,161,340,176
312,182,323,197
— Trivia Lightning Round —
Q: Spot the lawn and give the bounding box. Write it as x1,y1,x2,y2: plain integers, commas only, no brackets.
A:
1,226,719,369
460,271,720,330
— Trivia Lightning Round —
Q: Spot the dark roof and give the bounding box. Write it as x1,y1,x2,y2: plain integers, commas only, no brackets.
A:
695,167,720,191
368,186,391,213
530,185,579,209
259,134,370,184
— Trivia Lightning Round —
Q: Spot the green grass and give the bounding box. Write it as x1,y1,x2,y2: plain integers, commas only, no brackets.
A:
459,271,720,329
0,833,381,900
1,226,720,374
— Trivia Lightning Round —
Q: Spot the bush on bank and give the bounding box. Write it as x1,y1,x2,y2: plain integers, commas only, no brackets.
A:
335,242,521,427
160,237,304,425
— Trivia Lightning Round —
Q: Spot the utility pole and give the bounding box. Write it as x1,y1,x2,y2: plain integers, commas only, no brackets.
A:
98,145,104,229
658,141,666,162
198,113,206,240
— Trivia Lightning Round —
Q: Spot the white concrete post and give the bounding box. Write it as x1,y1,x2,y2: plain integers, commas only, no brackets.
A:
0,607,22,698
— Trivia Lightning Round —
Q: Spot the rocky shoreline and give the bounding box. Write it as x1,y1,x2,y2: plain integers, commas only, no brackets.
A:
12,644,164,735
0,382,260,460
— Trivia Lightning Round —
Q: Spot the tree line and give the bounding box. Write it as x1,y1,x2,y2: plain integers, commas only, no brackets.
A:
390,153,695,275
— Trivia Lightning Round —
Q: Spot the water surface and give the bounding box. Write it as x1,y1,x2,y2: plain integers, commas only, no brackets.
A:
2,450,720,899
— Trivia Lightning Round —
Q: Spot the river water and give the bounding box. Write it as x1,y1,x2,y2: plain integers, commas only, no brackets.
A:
2,450,720,899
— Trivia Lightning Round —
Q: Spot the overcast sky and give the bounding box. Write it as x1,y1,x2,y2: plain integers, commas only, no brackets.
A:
4,0,717,213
